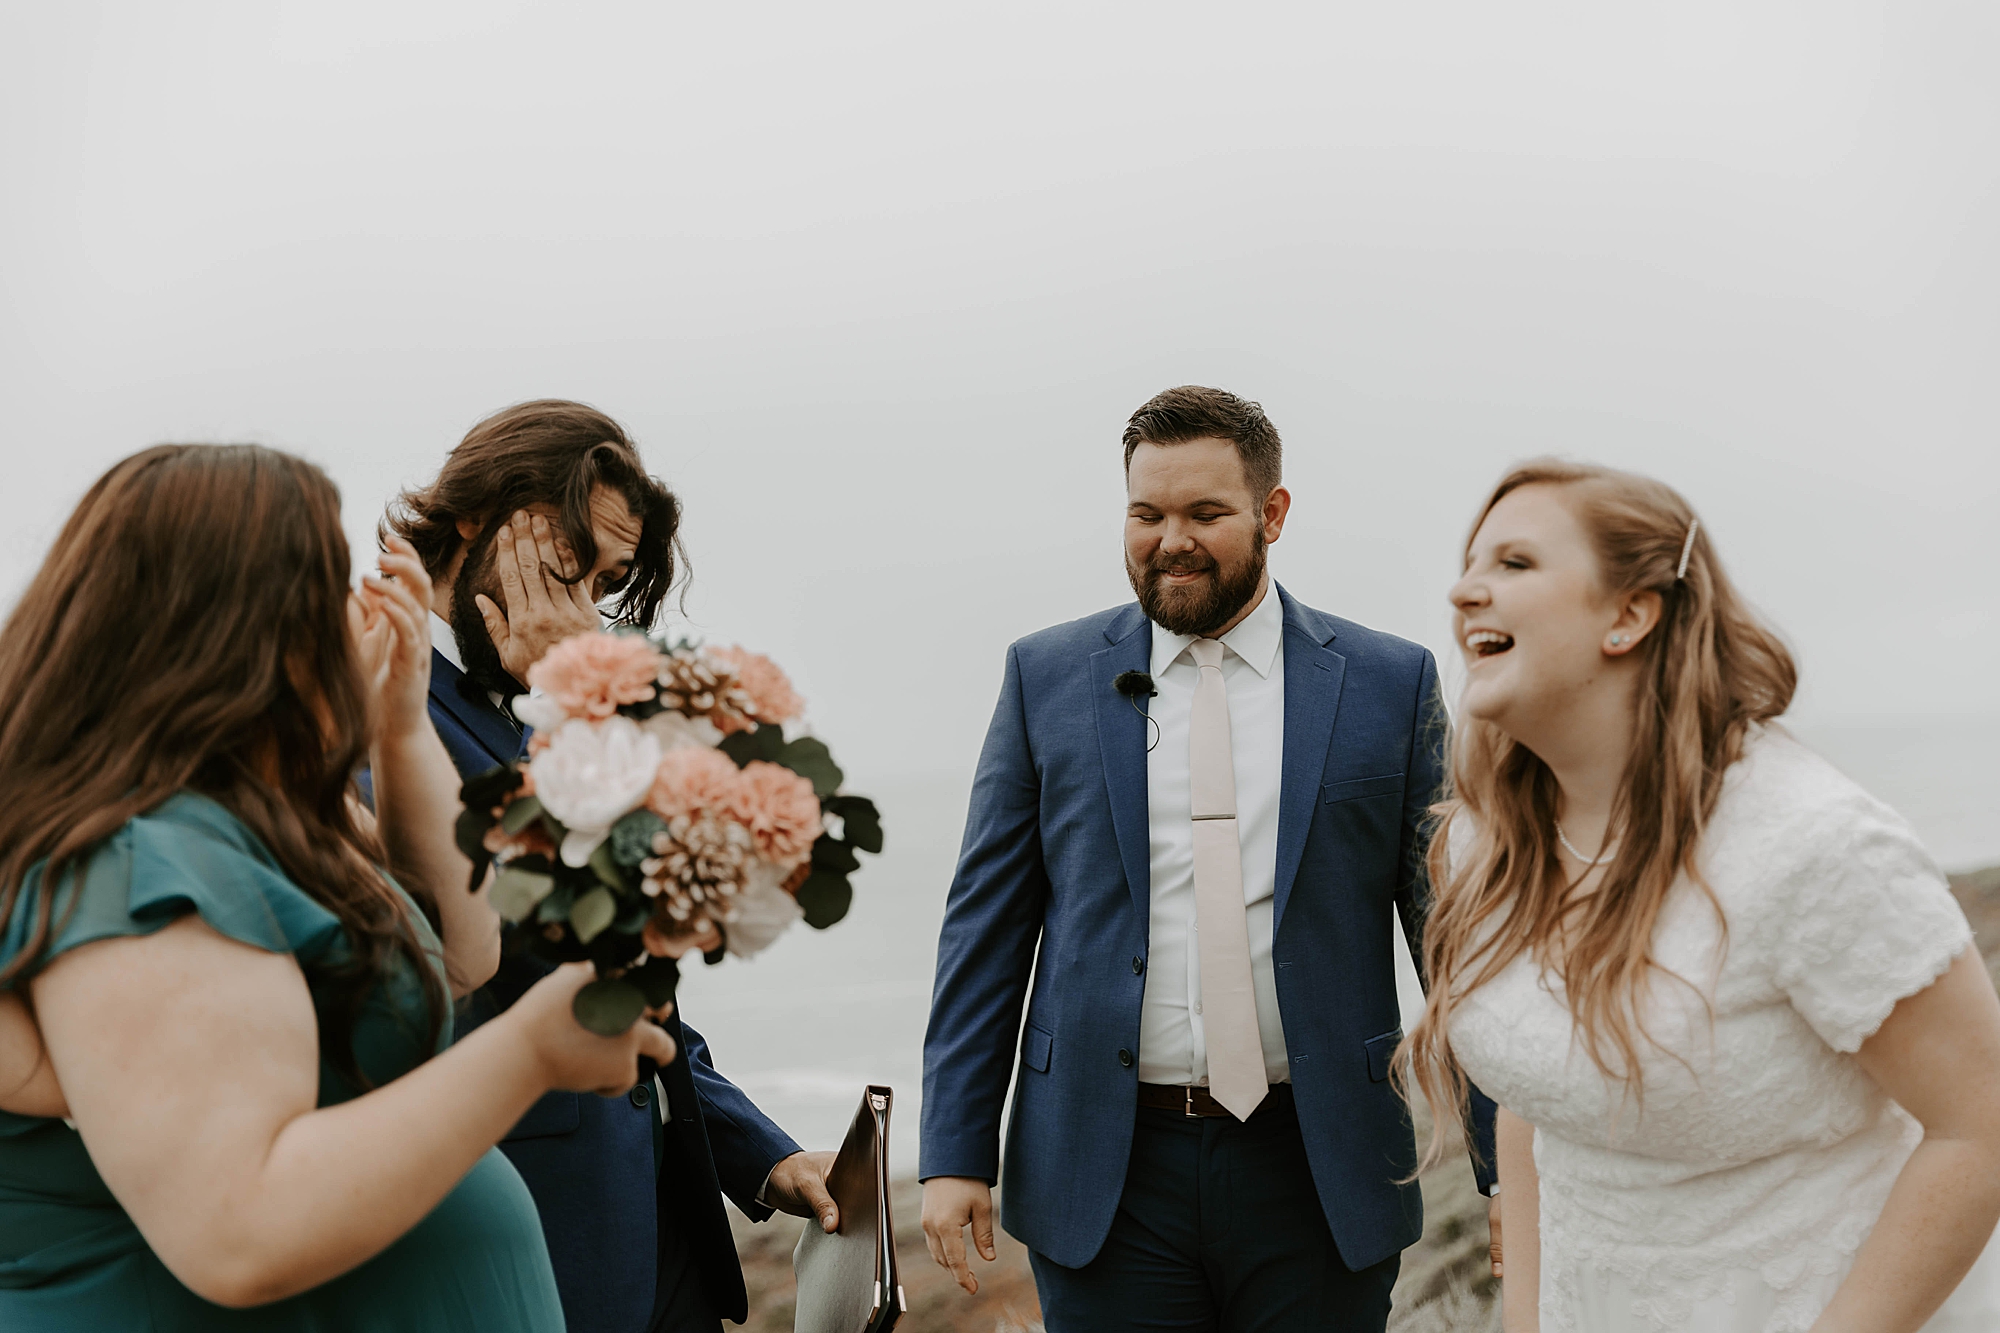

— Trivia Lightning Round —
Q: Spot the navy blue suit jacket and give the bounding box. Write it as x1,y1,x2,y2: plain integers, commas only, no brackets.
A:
427,650,799,1330
920,587,1497,1272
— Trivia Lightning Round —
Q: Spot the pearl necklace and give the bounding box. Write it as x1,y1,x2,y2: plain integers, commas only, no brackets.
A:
1555,821,1619,868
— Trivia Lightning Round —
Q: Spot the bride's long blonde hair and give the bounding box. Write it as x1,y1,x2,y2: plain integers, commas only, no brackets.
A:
1401,460,1796,1168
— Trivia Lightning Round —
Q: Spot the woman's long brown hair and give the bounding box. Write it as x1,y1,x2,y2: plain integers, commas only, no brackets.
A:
1401,459,1796,1168
0,444,443,1087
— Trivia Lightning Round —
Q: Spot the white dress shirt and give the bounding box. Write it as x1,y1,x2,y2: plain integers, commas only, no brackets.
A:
430,611,466,672
432,611,514,712
1137,583,1291,1086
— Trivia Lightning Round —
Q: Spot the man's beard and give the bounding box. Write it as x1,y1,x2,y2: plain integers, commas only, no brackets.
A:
449,526,524,698
1127,528,1267,638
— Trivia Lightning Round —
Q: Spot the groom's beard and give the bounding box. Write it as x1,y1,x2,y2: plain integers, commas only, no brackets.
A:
449,527,525,698
1127,528,1267,638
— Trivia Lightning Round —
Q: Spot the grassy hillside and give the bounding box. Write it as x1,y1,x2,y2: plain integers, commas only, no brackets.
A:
730,864,2000,1331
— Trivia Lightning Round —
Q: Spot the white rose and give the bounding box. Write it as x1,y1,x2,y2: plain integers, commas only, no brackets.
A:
529,717,662,866
641,710,724,752
723,861,805,958
512,692,570,734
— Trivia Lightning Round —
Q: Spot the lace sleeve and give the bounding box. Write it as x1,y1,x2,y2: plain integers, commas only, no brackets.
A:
1767,795,1971,1054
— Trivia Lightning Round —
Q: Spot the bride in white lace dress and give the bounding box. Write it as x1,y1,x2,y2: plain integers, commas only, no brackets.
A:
1401,459,2000,1333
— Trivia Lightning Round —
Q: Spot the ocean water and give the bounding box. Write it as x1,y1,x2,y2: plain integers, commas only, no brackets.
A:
675,715,2000,1180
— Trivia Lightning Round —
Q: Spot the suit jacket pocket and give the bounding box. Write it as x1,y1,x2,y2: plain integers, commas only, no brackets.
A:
505,1089,582,1141
1363,1029,1403,1083
1022,1023,1054,1074
1323,773,1406,804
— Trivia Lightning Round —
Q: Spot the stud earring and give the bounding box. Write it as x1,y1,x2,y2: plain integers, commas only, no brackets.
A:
1611,634,1628,647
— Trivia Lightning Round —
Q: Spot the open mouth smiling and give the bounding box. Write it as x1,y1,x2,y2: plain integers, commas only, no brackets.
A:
1465,629,1515,658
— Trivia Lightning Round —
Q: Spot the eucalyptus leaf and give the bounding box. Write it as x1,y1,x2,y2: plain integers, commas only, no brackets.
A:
825,796,883,854
588,840,629,892
500,794,546,835
454,806,495,861
720,727,785,768
490,866,555,924
628,955,681,1007
777,737,843,797
537,881,577,923
571,887,618,944
795,869,853,929
586,929,639,972
812,837,860,874
459,763,524,808
572,978,646,1035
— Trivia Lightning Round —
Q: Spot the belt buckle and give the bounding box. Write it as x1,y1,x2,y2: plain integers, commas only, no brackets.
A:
1184,1087,1198,1119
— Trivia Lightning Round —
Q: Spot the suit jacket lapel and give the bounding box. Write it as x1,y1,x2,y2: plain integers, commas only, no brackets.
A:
428,648,526,766
1090,605,1153,923
1274,585,1345,931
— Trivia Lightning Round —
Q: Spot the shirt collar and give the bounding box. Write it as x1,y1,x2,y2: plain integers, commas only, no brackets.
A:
1149,579,1283,679
430,611,466,674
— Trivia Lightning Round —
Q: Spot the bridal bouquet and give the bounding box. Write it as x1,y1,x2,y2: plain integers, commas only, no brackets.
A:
455,632,882,1034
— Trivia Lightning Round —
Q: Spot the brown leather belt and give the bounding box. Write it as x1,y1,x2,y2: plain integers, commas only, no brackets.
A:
1137,1082,1291,1118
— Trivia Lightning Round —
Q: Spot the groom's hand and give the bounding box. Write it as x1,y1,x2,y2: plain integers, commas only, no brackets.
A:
765,1150,840,1233
475,511,602,685
921,1176,996,1295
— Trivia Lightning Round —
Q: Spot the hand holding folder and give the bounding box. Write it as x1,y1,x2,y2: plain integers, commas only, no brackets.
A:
793,1085,904,1333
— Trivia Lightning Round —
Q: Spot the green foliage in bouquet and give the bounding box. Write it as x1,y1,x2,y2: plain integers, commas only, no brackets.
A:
464,628,888,1032
714,726,882,931
456,765,686,1033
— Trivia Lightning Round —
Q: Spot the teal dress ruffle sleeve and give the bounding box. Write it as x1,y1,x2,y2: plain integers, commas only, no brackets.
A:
0,792,564,1332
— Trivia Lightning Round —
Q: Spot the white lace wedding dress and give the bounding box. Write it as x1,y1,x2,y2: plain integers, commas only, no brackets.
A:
1449,727,2000,1332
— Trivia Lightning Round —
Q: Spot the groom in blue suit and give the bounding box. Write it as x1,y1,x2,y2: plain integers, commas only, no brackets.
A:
385,401,838,1333
920,387,1497,1331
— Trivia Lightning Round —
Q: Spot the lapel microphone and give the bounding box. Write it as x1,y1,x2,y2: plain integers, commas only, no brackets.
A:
1113,671,1160,752
1113,671,1156,699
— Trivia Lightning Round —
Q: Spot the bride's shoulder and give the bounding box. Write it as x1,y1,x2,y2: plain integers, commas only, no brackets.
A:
1712,724,1888,844
1707,723,1945,910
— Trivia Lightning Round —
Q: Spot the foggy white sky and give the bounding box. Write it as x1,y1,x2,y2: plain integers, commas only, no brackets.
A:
3,1,1996,802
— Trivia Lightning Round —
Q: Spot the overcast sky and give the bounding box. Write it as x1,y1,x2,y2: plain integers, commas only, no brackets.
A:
3,1,1995,800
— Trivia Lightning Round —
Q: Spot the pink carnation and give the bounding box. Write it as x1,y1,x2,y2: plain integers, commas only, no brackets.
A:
527,633,662,721
713,646,805,725
645,745,745,824
728,761,823,867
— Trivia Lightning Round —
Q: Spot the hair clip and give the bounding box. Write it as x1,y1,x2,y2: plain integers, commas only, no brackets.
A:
1676,519,1699,581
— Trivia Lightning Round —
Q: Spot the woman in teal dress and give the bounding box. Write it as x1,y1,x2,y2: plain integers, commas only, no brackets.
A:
0,444,679,1330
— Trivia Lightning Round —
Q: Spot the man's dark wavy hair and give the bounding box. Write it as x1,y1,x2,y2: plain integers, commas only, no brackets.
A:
382,399,686,629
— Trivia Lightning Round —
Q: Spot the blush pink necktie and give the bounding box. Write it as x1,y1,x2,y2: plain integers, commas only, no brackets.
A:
1187,638,1268,1121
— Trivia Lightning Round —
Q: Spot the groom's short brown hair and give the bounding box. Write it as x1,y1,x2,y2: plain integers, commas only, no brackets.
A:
382,399,686,628
1122,386,1283,500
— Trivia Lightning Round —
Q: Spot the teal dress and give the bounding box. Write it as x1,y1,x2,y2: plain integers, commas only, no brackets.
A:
0,793,565,1331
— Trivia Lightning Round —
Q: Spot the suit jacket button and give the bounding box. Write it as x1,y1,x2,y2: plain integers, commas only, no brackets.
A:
1118,1049,1134,1068
630,1083,652,1108
1132,956,1145,975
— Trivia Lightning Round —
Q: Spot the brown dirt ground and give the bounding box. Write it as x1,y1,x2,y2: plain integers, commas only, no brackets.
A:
729,865,2000,1332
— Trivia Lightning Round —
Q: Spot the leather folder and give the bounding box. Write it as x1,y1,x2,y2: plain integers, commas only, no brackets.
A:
793,1085,903,1333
